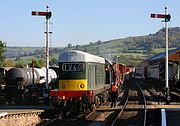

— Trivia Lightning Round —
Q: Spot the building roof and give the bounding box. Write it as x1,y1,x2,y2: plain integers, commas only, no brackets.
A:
148,47,180,62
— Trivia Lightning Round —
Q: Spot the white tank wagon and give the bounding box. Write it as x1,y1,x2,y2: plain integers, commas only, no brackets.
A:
5,67,57,88
40,67,57,84
2,67,57,104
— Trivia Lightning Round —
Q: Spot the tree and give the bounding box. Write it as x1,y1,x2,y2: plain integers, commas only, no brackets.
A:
33,60,41,68
15,61,25,68
67,43,73,48
38,59,45,67
75,45,81,50
97,40,102,45
49,57,58,65
89,42,94,45
4,59,15,67
0,41,6,67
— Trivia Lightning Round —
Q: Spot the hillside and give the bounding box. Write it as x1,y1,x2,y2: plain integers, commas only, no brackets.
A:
5,27,180,66
63,27,179,65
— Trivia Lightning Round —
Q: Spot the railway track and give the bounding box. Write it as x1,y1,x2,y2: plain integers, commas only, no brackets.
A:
2,79,179,126
40,79,148,126
110,80,147,126
40,101,113,126
41,82,180,126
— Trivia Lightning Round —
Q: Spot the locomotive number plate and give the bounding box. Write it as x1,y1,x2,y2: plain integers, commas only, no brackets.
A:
62,63,83,71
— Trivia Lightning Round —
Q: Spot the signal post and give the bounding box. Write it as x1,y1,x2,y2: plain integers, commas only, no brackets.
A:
151,7,171,104
32,6,52,91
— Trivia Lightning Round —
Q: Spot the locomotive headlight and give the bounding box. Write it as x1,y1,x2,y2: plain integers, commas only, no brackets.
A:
61,83,67,89
78,83,85,89
80,83,85,88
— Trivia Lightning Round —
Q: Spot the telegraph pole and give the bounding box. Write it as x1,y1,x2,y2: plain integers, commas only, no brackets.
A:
32,6,52,90
150,7,171,104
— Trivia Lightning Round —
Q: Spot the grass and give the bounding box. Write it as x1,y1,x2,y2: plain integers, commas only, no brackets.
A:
153,47,177,54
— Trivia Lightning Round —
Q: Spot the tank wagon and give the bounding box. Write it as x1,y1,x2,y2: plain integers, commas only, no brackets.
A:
2,67,57,104
50,50,126,113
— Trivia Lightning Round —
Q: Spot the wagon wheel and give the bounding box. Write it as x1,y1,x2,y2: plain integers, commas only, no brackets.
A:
23,91,31,104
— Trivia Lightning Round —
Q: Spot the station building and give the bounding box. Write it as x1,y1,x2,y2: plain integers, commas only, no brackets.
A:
141,47,180,81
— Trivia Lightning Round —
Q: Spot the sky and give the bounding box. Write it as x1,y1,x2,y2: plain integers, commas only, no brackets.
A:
0,0,180,47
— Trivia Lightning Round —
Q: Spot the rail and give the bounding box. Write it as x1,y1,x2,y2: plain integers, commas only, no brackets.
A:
110,81,147,126
136,82,147,126
110,89,130,126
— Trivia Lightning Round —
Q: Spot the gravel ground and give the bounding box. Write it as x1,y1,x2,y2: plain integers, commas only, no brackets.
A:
0,113,41,126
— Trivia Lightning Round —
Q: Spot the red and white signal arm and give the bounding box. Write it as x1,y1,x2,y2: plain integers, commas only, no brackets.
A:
151,14,166,18
32,11,47,16
151,13,171,22
32,11,52,19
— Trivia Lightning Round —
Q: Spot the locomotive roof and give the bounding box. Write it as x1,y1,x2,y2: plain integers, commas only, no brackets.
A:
59,50,105,63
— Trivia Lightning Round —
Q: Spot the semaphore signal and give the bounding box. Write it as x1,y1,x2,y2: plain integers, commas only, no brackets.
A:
150,13,171,22
32,11,52,19
150,7,171,105
31,6,52,91
32,11,47,16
